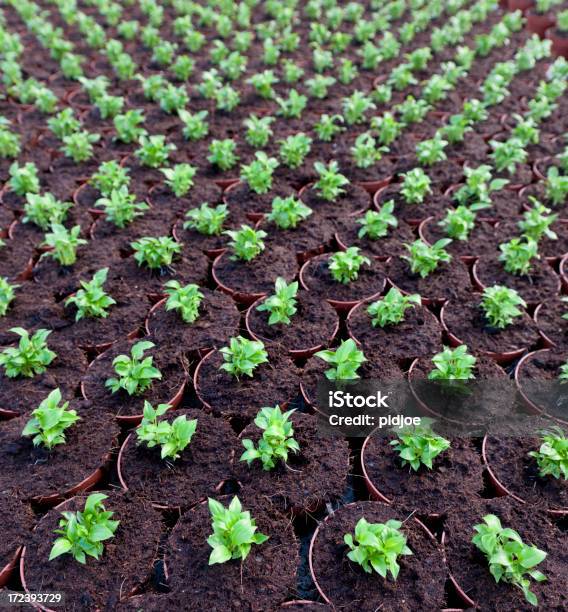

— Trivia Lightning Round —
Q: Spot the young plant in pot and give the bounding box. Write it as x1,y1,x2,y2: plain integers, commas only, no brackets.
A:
484,420,567,513
308,501,446,610
194,335,299,421
300,160,372,220
473,236,561,305
236,406,349,515
547,9,568,57
444,496,566,609
117,401,238,510
212,224,298,305
451,164,509,221
409,344,513,425
374,168,443,226
0,389,118,506
223,152,294,220
21,491,162,610
362,417,483,516
164,496,298,609
347,287,442,360
263,195,336,263
440,285,540,363
146,280,240,356
94,186,149,229
335,200,416,258
246,277,339,359
299,247,386,312
488,137,533,186
386,238,470,304
301,338,402,413
81,338,187,424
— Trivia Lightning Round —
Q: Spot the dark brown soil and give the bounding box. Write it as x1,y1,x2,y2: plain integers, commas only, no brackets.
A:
166,500,298,610
146,288,240,352
300,183,371,220
347,302,442,360
535,299,568,349
81,337,188,418
0,406,118,501
0,491,34,571
445,496,568,610
0,334,87,416
149,180,223,217
484,431,567,510
0,282,68,346
213,244,298,298
363,435,483,514
195,349,300,420
375,184,451,225
335,214,417,258
119,409,237,509
235,412,350,514
247,291,339,355
474,256,560,304
442,294,540,354
300,254,386,304
0,238,34,282
24,491,163,610
386,256,471,303
310,501,446,611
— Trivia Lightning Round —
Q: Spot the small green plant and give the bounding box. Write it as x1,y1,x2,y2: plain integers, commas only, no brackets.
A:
105,340,162,395
256,278,298,325
344,517,412,579
136,401,197,460
499,237,539,276
357,201,397,239
351,133,387,168
208,139,238,170
314,161,349,201
400,168,432,205
0,277,18,317
439,206,476,241
402,239,452,278
329,247,370,284
0,328,56,378
225,225,267,261
481,285,526,329
23,193,72,231
315,338,366,380
48,109,80,139
367,288,421,328
132,236,182,269
490,138,528,175
49,493,120,564
179,109,209,141
114,109,146,143
22,388,80,450
519,200,558,242
90,161,130,197
219,336,268,378
135,135,176,168
243,114,274,148
164,280,204,323
428,345,477,381
161,163,196,197
65,268,116,321
390,417,450,471
9,162,40,196
95,187,148,228
528,427,567,480
183,203,228,236
240,406,300,470
279,133,312,168
207,496,269,565
544,167,568,206
472,514,547,606
267,196,312,229
42,225,87,266
61,131,100,162
240,152,278,194
314,114,344,142
454,165,509,208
